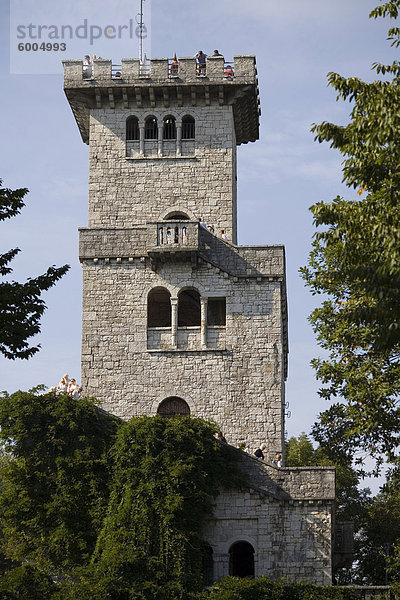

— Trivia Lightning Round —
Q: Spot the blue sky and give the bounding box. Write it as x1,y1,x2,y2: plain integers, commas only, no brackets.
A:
0,1,394,464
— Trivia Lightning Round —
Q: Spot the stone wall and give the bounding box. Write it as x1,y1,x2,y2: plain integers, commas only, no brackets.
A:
205,453,335,585
88,106,238,242
81,256,286,457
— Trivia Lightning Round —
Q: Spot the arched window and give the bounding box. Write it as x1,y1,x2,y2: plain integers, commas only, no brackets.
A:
229,541,255,578
157,397,190,418
145,116,158,140
163,115,176,140
147,287,171,327
182,115,195,140
126,116,139,140
165,213,190,221
178,289,201,327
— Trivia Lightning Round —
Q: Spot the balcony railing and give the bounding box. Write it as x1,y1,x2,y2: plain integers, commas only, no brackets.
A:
72,56,244,83
147,221,200,254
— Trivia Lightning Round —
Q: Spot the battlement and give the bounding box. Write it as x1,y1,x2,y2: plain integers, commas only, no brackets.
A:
63,55,258,86
63,55,260,145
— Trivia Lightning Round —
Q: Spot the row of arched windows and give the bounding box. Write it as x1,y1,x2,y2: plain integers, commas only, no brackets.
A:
126,115,195,141
147,287,226,328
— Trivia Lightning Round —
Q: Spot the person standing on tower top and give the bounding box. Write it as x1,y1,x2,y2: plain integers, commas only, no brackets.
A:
195,50,207,75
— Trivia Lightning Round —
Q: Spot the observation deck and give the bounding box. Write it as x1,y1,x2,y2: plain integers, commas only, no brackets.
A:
63,55,260,145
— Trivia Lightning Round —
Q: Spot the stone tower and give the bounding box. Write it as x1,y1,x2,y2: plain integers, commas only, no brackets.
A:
63,55,288,457
63,55,335,585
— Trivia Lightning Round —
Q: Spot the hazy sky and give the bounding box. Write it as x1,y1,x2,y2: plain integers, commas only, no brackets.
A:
0,0,394,457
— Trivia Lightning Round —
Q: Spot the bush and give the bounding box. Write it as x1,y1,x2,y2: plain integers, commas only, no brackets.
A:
0,565,56,599
191,577,361,600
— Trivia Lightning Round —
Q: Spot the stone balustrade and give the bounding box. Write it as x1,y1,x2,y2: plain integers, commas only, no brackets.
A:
63,55,257,86
147,221,200,253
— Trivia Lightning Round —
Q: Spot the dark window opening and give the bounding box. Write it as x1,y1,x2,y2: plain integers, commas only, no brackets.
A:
229,541,255,578
126,116,139,140
157,397,190,418
148,287,171,327
182,116,195,139
145,116,158,140
178,289,201,327
207,298,226,326
163,116,176,140
202,544,214,587
165,213,190,220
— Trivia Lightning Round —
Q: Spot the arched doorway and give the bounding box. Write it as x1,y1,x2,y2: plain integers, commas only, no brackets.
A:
157,397,190,418
229,541,255,578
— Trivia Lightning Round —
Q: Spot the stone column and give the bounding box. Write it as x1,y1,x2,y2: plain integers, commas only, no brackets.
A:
171,297,178,348
176,123,182,157
158,123,163,156
200,297,208,348
139,123,145,155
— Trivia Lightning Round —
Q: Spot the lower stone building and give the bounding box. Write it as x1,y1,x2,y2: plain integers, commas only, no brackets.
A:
205,455,334,584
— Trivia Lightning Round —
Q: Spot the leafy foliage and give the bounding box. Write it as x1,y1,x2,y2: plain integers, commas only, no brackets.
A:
70,416,244,600
0,389,119,572
0,178,69,359
0,564,56,600
354,464,400,584
300,1,400,471
192,576,361,600
0,391,245,598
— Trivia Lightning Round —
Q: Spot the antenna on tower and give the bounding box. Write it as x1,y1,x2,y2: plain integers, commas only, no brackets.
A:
136,0,146,63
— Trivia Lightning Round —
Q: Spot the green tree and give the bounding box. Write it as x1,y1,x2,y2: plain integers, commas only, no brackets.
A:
0,389,119,574
0,179,69,359
70,416,244,600
0,565,56,600
0,390,245,598
300,1,400,471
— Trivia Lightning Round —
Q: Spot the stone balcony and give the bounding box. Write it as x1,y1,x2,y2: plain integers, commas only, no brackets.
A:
146,221,200,264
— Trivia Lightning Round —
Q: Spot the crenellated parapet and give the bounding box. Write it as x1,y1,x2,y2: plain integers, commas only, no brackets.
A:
63,55,260,145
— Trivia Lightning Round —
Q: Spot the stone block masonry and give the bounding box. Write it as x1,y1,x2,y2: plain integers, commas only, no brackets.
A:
64,54,335,586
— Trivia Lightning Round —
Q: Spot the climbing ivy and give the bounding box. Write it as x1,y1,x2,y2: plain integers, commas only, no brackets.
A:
0,391,244,598
64,415,244,600
0,389,119,573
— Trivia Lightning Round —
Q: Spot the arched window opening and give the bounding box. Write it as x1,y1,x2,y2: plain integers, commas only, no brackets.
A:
126,116,139,140
163,115,176,140
145,116,158,140
147,287,171,327
207,298,226,326
157,397,190,418
182,115,195,140
229,541,255,578
178,289,201,327
166,212,190,220
202,544,214,587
